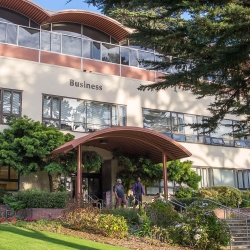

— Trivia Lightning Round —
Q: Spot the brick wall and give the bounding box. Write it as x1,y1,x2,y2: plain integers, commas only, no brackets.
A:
17,208,64,220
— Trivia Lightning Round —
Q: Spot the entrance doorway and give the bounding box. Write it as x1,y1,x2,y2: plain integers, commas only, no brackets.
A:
83,175,102,199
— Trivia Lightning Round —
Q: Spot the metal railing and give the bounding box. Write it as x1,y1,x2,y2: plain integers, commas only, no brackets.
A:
84,194,103,209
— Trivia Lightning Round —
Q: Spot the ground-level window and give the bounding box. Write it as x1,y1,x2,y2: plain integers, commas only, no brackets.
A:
0,88,22,123
42,94,126,132
237,169,250,189
192,167,213,188
146,180,178,196
213,168,236,187
0,166,19,190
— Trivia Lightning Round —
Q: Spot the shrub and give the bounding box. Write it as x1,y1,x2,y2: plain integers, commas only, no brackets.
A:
8,217,17,223
169,204,231,249
61,205,128,238
0,217,6,223
4,190,69,209
144,200,180,228
101,207,139,224
240,190,250,208
175,197,203,206
175,187,195,198
197,186,242,208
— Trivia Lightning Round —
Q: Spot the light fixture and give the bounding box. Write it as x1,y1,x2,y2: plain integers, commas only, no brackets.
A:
99,139,108,145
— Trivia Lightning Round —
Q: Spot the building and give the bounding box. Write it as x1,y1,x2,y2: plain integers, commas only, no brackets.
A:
0,0,249,198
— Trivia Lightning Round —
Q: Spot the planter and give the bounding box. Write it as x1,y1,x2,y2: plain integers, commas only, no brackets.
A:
16,208,64,220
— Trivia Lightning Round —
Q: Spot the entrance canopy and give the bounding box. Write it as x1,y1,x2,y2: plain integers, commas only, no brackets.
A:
52,126,191,198
52,126,191,163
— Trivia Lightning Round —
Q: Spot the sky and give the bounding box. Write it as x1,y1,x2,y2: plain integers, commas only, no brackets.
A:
32,0,101,13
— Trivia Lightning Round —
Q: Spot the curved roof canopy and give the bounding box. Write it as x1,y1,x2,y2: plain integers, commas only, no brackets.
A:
0,0,50,24
0,0,131,42
52,126,192,163
42,10,130,42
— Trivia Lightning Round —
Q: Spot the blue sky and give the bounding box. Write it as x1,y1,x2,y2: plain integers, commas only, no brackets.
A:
32,0,100,13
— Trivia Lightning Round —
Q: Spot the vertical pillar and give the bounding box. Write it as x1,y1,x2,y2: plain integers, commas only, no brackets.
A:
162,152,168,198
76,144,82,200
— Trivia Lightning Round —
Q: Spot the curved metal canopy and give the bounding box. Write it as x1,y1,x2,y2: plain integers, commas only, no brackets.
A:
52,126,191,163
0,0,131,42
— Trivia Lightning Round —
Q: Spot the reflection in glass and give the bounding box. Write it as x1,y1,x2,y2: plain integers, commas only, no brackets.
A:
6,24,17,44
184,114,197,135
43,120,60,128
112,105,118,126
129,49,138,67
213,168,235,187
51,33,61,53
0,23,6,43
211,119,233,138
243,171,249,188
172,134,185,141
62,35,81,57
82,24,110,43
101,43,120,64
12,92,20,114
52,97,60,119
41,31,51,51
121,47,129,65
3,91,11,113
119,106,126,126
87,102,111,131
43,96,51,118
143,109,171,132
186,135,198,143
18,27,39,49
0,181,18,190
93,42,100,60
82,39,91,58
52,23,81,37
61,98,86,132
138,51,154,69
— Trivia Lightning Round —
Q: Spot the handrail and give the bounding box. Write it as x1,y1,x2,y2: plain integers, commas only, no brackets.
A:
169,194,187,207
168,199,187,213
84,194,103,209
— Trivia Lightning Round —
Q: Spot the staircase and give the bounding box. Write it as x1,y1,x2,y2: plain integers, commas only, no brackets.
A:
225,219,250,249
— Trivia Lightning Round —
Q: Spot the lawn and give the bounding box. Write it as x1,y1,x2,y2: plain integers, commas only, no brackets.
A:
0,224,129,250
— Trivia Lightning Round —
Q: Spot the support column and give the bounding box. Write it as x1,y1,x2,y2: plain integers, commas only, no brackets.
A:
76,144,82,200
162,152,168,198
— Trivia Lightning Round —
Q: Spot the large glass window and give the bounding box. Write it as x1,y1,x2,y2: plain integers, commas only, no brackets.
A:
101,43,120,64
62,35,81,57
18,27,39,49
52,23,81,37
213,168,235,187
142,108,248,148
0,166,19,191
43,95,126,132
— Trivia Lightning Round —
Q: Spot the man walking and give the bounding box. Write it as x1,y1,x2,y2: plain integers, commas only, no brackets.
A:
114,178,127,208
132,177,145,207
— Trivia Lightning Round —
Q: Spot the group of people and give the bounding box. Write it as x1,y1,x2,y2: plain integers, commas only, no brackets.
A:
113,177,144,208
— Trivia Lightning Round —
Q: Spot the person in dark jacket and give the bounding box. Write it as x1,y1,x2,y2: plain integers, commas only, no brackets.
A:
132,177,145,207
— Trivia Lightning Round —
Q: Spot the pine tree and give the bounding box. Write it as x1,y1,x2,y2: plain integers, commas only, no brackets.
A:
71,0,250,136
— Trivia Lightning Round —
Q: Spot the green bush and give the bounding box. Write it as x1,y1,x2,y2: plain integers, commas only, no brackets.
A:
197,186,242,208
175,187,195,198
61,206,128,238
169,204,231,249
240,190,250,208
144,200,180,228
3,190,68,209
101,207,139,224
175,197,203,206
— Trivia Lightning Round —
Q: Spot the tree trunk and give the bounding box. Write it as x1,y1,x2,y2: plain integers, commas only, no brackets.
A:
48,173,53,192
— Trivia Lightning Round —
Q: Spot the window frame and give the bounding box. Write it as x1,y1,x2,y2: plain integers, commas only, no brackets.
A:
0,166,19,191
0,88,22,124
42,94,127,132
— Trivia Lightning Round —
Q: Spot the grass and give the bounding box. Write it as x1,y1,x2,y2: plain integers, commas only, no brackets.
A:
0,224,129,250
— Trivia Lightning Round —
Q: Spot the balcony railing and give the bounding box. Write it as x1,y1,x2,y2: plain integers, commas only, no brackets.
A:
0,20,164,70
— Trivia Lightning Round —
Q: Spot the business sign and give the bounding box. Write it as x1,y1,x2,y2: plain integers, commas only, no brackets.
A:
70,79,103,90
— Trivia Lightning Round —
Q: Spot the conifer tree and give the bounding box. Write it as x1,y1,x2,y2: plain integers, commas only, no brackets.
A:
69,0,250,136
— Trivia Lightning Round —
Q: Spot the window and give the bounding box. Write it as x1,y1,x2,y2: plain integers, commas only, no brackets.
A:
0,89,22,123
0,166,19,191
213,168,235,187
146,180,176,196
142,108,248,148
237,170,250,189
42,95,126,132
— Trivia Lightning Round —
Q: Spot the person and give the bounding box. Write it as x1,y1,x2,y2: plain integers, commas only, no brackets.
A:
114,178,127,208
132,177,145,207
